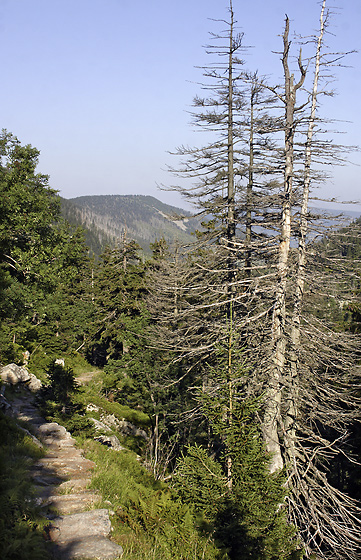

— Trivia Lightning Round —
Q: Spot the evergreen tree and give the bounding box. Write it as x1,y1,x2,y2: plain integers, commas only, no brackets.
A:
0,130,94,362
161,1,361,557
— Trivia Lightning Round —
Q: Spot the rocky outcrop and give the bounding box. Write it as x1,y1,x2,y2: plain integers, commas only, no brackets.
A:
88,406,148,441
100,413,148,440
91,418,113,433
0,363,42,391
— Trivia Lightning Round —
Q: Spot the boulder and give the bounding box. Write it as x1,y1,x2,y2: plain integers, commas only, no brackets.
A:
100,413,148,441
90,418,112,433
0,363,30,384
0,363,42,391
28,372,42,391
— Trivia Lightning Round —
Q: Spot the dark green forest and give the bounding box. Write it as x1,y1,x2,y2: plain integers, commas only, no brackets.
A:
1,1,361,559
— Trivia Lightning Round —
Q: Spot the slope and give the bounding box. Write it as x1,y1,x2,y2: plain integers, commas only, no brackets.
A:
63,195,200,255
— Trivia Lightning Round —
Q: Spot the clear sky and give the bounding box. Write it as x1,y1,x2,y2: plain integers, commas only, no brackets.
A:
0,0,360,210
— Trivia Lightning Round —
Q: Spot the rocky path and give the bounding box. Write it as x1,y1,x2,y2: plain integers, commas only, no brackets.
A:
11,392,123,560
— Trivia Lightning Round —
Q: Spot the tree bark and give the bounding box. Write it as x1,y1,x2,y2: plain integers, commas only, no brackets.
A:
263,16,306,473
285,0,326,468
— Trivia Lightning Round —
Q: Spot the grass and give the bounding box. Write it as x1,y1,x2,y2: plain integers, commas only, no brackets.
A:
0,411,51,560
83,439,220,560
27,348,100,382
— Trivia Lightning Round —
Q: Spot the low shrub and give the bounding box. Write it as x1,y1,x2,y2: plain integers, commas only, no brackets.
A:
85,439,220,560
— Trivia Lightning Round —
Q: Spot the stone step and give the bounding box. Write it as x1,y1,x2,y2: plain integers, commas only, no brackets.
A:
44,491,100,515
49,509,113,542
35,456,96,476
57,476,93,493
32,472,65,487
50,535,123,559
41,436,78,449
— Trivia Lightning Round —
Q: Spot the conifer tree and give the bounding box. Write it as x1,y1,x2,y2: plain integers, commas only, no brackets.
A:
159,1,361,557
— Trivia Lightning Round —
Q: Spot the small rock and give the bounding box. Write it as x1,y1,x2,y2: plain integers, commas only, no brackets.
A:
91,418,112,433
94,435,124,451
86,403,100,412
55,358,65,367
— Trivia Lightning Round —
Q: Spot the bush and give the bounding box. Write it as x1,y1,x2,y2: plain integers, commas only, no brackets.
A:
38,360,94,436
85,440,220,560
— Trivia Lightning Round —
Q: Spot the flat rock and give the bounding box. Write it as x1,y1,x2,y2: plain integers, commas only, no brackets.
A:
44,491,100,515
51,535,123,559
57,477,93,493
49,509,112,543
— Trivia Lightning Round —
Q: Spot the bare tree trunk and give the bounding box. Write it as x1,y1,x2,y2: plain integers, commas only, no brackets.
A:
263,16,306,473
245,82,255,276
226,0,236,491
227,0,235,246
285,0,326,467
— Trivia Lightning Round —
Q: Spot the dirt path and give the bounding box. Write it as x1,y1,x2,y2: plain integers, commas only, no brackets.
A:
11,391,123,560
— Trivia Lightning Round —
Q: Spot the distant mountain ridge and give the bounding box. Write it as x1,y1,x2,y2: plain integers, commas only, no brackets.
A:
61,194,200,255
60,195,361,258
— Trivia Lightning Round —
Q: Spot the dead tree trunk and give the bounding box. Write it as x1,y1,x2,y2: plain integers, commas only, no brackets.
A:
263,15,306,473
285,0,327,470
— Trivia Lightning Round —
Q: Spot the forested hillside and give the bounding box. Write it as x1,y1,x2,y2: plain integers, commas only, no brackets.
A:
63,194,201,256
60,197,114,258
1,1,361,559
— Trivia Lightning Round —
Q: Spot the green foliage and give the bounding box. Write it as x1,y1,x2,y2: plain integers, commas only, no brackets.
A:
0,130,94,362
172,331,302,560
87,243,147,366
174,444,226,522
85,439,220,560
39,361,93,436
0,411,50,560
174,399,302,560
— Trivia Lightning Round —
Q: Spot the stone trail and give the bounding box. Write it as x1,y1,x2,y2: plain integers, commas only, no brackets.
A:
11,393,123,560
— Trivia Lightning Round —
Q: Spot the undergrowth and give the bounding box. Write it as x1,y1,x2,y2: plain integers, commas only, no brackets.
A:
0,411,50,560
85,439,221,560
79,390,150,429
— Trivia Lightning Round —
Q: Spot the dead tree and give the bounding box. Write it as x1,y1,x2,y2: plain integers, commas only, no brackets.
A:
155,1,361,557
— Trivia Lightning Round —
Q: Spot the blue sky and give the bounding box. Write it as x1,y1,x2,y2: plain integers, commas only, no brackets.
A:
0,0,360,210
